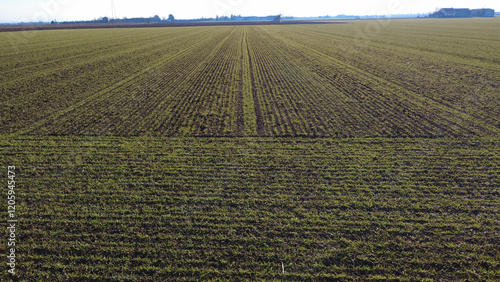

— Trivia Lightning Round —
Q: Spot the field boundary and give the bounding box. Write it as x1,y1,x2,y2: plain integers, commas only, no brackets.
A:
0,21,347,33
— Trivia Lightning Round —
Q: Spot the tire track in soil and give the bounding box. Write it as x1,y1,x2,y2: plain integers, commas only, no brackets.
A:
236,29,246,136
245,34,265,136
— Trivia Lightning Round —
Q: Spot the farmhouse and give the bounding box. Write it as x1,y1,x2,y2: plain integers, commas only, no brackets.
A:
430,8,495,18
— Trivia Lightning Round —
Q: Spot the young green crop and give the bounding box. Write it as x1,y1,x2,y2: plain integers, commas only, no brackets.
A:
0,136,498,280
1,18,499,280
2,20,499,137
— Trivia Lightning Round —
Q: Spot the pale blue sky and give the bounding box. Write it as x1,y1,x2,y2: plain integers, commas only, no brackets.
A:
0,0,498,23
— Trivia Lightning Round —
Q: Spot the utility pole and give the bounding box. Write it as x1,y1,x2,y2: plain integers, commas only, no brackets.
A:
111,0,117,19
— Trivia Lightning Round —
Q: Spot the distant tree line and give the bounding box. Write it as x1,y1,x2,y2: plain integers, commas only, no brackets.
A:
52,14,175,25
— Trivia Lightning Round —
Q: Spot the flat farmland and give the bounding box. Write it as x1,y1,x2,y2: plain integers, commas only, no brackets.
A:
2,19,499,137
1,18,499,280
1,137,499,280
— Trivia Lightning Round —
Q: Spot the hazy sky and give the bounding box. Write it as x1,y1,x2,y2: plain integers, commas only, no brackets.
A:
0,0,498,22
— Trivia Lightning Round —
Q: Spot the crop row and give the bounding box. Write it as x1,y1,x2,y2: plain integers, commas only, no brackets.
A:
3,24,499,137
0,27,222,134
249,26,498,137
279,20,500,130
1,136,498,280
21,27,248,136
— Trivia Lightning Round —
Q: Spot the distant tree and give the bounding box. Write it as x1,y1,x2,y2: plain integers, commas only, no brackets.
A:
102,17,109,22
152,15,161,22
168,14,175,22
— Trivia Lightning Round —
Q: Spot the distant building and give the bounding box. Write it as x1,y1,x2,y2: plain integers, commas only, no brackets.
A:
232,15,280,21
431,8,471,18
430,8,495,18
471,9,495,17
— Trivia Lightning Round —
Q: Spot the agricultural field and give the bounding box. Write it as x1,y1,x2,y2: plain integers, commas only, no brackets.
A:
1,137,499,280
1,18,499,280
2,19,499,137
